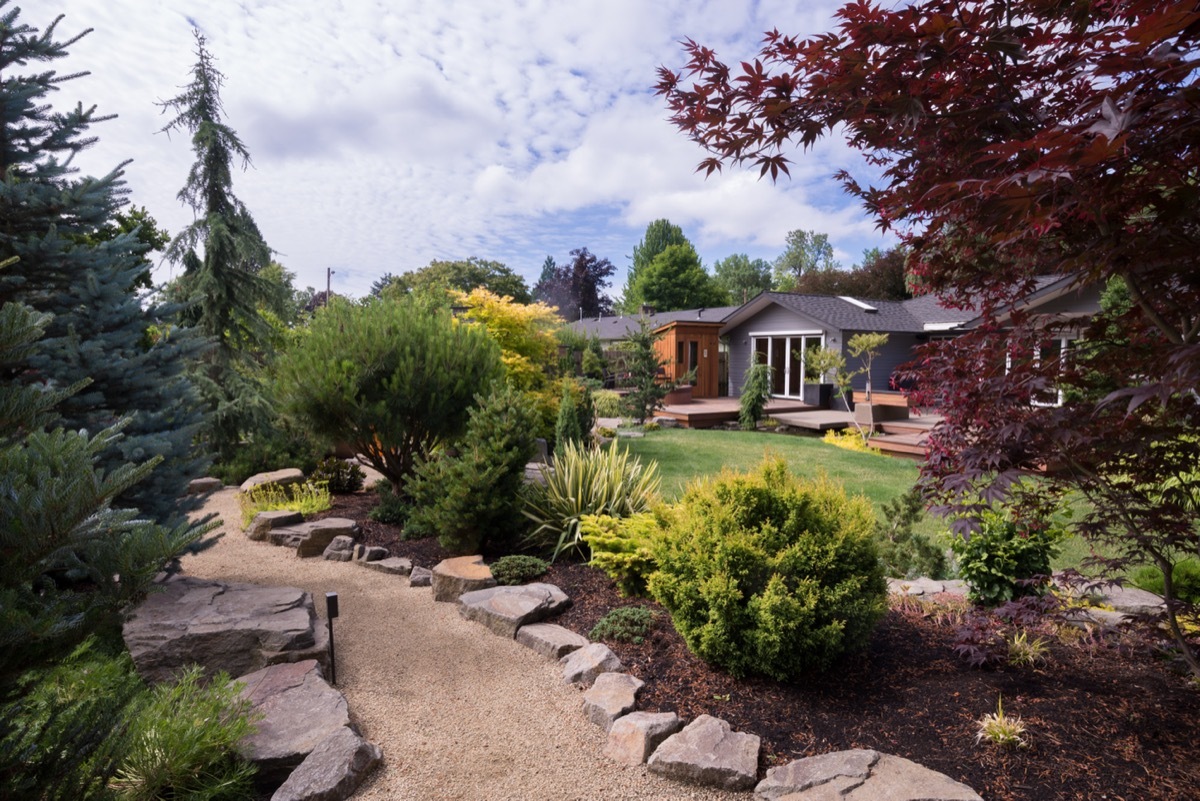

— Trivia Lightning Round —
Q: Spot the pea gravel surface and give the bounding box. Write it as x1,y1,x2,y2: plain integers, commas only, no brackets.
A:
182,489,741,801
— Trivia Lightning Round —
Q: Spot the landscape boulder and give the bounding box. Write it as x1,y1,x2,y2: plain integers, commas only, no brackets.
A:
887,577,968,597
123,576,329,683
560,642,622,688
241,468,306,494
431,555,496,602
408,567,432,587
457,583,572,638
515,622,588,660
353,544,389,562
234,660,351,789
250,510,306,542
270,518,359,558
754,749,982,801
361,556,413,576
582,671,643,730
270,725,382,801
322,535,356,562
604,711,683,765
647,714,760,791
187,477,223,494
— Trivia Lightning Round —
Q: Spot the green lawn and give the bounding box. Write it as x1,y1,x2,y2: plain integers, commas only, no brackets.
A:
616,428,945,537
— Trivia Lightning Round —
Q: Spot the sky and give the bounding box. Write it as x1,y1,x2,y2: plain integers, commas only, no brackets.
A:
45,0,895,300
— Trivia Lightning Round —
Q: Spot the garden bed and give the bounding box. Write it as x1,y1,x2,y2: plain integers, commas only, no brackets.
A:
328,492,1200,801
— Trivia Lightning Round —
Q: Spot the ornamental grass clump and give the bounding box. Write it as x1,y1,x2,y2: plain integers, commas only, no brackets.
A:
238,481,332,528
648,456,888,680
522,441,661,561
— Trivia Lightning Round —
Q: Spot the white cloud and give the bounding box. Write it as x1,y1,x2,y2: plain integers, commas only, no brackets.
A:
46,0,891,297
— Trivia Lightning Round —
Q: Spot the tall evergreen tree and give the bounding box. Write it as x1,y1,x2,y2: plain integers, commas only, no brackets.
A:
636,242,729,311
0,4,207,526
160,30,281,460
619,218,689,312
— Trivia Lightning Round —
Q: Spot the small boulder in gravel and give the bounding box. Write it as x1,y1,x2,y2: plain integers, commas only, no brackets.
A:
361,556,412,576
754,749,982,801
560,642,622,688
431,555,496,602
187,477,223,494
322,536,356,562
458,583,571,638
353,544,389,563
271,519,359,558
408,567,432,587
270,726,382,801
604,711,683,765
235,660,351,788
582,672,643,730
515,623,588,660
887,577,967,597
249,510,305,542
647,714,760,791
241,468,305,494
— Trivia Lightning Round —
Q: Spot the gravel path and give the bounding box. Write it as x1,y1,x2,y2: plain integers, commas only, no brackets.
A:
182,489,739,801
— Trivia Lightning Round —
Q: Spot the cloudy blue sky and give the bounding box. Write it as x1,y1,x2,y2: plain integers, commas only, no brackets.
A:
46,0,894,299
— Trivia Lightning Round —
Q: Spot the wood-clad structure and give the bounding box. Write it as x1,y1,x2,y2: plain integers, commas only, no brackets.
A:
653,320,724,399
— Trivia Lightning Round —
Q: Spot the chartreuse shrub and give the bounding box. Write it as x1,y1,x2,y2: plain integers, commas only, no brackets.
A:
950,508,1065,606
489,555,550,585
581,512,661,597
648,457,888,679
522,442,661,561
238,481,332,528
405,386,538,554
592,390,622,418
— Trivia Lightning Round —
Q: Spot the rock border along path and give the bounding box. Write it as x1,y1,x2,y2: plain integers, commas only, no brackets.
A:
188,484,986,800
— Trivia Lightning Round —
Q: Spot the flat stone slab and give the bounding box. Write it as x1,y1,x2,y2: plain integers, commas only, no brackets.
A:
270,725,382,801
360,556,412,576
408,566,432,587
249,510,306,542
648,714,760,792
432,555,496,602
560,642,622,688
322,535,356,561
235,660,351,788
271,518,359,558
604,711,683,765
582,671,644,730
123,576,328,683
1104,584,1166,616
515,622,588,659
187,477,223,494
458,583,571,638
887,577,968,597
241,468,306,494
754,749,982,801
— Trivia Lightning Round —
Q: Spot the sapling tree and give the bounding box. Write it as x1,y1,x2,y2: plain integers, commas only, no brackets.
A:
657,0,1200,674
619,317,680,425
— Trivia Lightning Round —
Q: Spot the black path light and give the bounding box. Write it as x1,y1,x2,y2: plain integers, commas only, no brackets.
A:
326,591,339,685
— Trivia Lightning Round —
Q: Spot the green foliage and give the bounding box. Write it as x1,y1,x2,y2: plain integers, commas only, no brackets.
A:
874,485,948,580
589,606,656,644
1130,558,1200,605
822,428,881,454
274,294,504,493
405,386,538,554
772,229,838,291
554,382,586,457
238,482,331,528
522,442,662,561
975,697,1028,749
384,257,532,304
592,389,622,418
738,357,771,430
111,666,257,800
633,243,729,312
712,253,772,304
647,457,888,679
310,457,366,494
489,555,550,585
950,509,1065,606
581,513,661,597
209,424,323,486
620,219,690,313
369,482,411,527
1004,630,1049,669
619,318,671,424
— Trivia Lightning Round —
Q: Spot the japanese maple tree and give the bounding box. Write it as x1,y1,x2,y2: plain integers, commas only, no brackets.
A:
657,0,1200,675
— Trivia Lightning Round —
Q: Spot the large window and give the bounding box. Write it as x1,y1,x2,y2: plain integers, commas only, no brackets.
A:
751,333,824,398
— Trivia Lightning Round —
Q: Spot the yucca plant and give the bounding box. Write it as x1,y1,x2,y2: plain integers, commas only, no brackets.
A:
522,441,661,561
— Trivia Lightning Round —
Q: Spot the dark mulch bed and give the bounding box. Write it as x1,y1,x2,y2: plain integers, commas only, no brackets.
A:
334,491,1200,801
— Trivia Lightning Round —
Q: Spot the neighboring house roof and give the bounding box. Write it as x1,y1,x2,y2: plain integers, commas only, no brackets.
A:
572,305,741,341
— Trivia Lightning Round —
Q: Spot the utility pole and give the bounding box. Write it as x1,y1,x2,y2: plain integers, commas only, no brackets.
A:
326,267,335,306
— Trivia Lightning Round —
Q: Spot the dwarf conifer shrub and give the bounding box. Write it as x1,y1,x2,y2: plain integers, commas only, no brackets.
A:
489,555,549,585
581,512,661,597
648,457,887,679
589,606,656,644
310,457,366,494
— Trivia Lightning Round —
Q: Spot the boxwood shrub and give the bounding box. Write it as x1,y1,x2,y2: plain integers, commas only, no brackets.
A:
647,456,887,680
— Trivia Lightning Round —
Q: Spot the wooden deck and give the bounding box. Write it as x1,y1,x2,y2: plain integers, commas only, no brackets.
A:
656,397,812,429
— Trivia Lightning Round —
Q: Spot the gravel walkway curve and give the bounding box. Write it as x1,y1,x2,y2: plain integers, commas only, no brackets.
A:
183,489,739,801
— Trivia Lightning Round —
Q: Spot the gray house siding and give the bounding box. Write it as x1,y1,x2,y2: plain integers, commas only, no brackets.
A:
725,303,835,396
841,331,922,392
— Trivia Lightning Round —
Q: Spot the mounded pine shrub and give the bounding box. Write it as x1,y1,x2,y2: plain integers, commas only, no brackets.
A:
648,456,888,680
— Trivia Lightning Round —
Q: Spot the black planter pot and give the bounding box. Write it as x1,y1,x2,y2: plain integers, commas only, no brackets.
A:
802,383,834,409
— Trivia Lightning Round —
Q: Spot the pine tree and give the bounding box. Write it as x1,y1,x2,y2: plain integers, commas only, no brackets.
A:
0,4,207,526
159,30,282,460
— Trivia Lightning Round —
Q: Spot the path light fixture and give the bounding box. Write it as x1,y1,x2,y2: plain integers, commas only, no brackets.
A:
326,591,339,684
